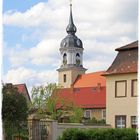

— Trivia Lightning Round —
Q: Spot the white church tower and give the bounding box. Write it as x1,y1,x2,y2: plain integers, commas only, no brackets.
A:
57,2,87,88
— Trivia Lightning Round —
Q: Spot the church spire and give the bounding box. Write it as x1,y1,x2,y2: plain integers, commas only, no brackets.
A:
66,0,77,34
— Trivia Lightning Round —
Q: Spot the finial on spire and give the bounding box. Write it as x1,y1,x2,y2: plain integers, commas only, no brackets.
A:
66,0,77,34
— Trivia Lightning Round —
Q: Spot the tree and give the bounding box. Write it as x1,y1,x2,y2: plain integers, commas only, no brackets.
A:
70,106,83,123
31,83,83,122
2,84,29,140
31,83,59,118
2,84,28,123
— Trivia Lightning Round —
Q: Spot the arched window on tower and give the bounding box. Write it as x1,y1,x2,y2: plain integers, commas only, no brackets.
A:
76,53,80,66
63,53,67,65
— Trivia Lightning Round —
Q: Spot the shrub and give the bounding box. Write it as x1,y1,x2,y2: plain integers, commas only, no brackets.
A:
58,128,137,140
84,117,106,125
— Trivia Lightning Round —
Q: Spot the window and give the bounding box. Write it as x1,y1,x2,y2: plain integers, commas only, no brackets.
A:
84,110,91,119
115,81,127,97
76,53,80,66
132,80,137,97
115,115,126,128
63,74,66,82
63,53,67,65
131,116,138,128
102,110,106,119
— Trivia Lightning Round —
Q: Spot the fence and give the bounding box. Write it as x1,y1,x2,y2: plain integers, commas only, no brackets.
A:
3,120,49,140
3,121,29,140
3,117,111,140
28,120,48,140
27,116,111,140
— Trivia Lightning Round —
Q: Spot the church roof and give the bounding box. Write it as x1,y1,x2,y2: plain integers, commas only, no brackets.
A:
58,71,106,109
58,87,106,109
60,2,83,48
66,3,77,35
104,41,138,75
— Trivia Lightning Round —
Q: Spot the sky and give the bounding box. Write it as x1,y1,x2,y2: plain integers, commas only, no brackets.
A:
2,0,138,94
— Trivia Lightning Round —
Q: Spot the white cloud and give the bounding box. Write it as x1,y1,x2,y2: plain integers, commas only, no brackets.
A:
7,39,61,67
3,67,58,93
3,0,138,90
29,39,60,65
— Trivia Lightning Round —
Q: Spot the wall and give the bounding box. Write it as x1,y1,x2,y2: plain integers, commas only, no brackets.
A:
58,68,85,88
106,73,137,128
28,118,111,140
50,121,111,140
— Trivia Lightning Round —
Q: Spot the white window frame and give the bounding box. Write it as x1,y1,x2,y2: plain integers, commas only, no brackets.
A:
115,115,126,128
102,110,106,119
131,116,138,128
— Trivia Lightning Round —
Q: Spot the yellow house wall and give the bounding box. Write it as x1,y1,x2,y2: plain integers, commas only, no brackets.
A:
106,73,137,128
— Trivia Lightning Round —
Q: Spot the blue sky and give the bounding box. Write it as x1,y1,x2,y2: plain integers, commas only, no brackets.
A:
3,0,138,93
3,0,46,12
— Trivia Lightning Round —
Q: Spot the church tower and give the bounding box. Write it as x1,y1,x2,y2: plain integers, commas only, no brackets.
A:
57,2,87,88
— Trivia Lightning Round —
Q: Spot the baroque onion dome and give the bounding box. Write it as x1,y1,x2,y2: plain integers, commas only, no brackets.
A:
60,3,83,48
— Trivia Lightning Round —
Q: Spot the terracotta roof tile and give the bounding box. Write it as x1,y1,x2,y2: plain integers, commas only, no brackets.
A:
58,87,106,109
104,41,138,75
14,84,31,102
74,71,106,88
115,40,138,51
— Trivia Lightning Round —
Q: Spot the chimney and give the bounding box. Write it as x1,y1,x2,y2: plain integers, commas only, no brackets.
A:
97,83,101,92
70,84,74,93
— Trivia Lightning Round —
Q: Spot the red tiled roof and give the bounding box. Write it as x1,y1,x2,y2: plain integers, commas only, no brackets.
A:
74,71,106,88
58,87,106,109
104,41,138,75
14,84,31,102
115,41,138,51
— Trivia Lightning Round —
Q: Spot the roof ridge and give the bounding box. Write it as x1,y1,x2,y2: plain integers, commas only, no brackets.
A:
115,40,138,51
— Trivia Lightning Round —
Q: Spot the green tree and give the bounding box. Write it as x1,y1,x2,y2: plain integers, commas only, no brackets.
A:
2,84,29,139
31,83,59,119
70,106,83,123
31,83,83,122
2,84,28,123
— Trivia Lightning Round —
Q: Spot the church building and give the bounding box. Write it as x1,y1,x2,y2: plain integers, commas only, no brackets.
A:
57,2,106,121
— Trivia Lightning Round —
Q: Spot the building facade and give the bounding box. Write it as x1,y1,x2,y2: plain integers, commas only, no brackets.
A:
59,71,106,121
104,41,138,128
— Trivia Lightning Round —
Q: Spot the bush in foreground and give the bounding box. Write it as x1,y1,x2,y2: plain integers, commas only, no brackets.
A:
58,128,137,140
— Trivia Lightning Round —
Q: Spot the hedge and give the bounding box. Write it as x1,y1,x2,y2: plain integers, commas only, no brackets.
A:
58,128,138,140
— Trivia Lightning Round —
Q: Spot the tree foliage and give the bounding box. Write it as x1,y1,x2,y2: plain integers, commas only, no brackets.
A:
2,84,29,140
2,84,28,123
31,83,83,122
